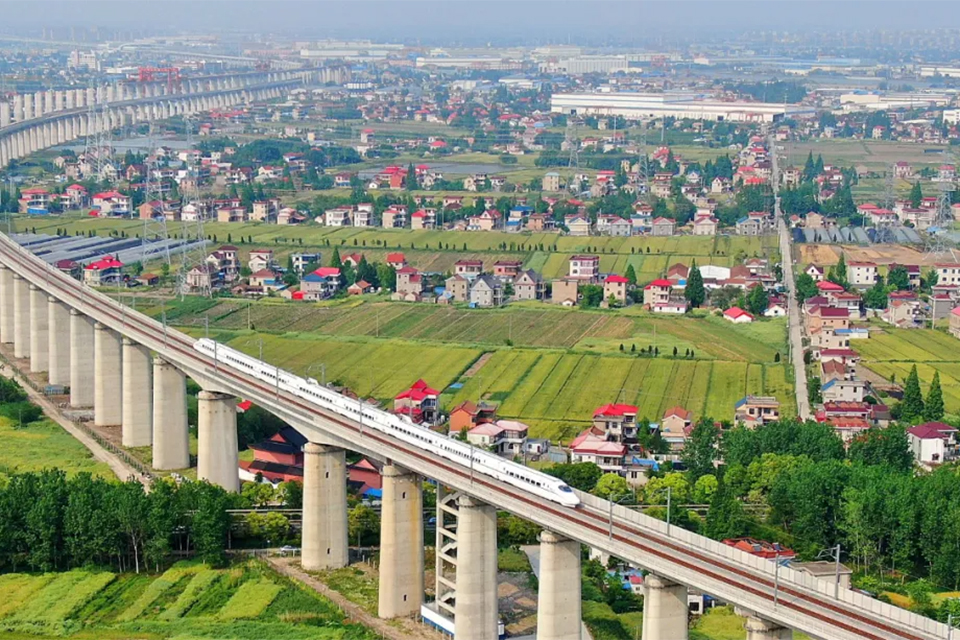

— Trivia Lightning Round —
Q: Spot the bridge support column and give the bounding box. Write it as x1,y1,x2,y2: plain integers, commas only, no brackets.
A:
13,275,30,359
377,464,423,619
47,297,70,386
93,322,122,426
537,531,582,640
29,285,48,373
642,573,689,640
743,615,792,640
152,358,189,469
302,443,348,571
454,495,498,640
121,338,152,447
197,390,239,491
0,265,12,343
69,310,94,407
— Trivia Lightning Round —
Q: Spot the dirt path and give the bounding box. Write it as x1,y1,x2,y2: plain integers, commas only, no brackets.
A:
266,556,442,640
0,350,147,485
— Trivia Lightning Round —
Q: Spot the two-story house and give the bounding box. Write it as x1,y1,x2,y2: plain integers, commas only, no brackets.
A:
734,395,780,427
568,255,599,281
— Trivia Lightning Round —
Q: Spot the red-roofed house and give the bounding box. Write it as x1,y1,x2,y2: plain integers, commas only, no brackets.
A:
91,191,131,216
908,422,958,466
301,267,341,300
83,256,124,285
394,379,440,424
722,538,795,560
593,404,639,443
449,400,498,433
724,307,754,323
386,253,407,269
570,428,627,473
603,274,630,305
816,280,845,293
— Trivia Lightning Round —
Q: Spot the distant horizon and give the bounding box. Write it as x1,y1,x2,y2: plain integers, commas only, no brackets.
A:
1,1,959,44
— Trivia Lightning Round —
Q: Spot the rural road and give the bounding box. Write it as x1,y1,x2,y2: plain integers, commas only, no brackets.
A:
769,133,811,420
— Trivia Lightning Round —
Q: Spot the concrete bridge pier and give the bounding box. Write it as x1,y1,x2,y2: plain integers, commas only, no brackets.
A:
454,495,499,640
47,297,70,386
69,310,95,407
93,322,122,426
0,265,12,343
28,285,48,373
121,337,152,447
743,615,793,640
197,390,239,491
152,358,190,469
13,274,30,359
302,443,348,571
377,464,424,619
642,573,689,640
537,531,583,640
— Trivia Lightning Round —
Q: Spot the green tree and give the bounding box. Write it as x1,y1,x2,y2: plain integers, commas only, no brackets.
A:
692,474,719,504
624,264,637,287
643,472,690,504
900,365,925,422
593,473,631,500
887,265,910,291
924,371,944,422
406,163,417,191
682,418,720,481
863,276,888,310
795,272,818,302
348,504,381,546
746,284,768,315
685,262,705,308
910,181,923,208
827,254,848,288
579,284,604,309
330,247,342,269
848,425,914,472
545,463,602,492
704,481,747,540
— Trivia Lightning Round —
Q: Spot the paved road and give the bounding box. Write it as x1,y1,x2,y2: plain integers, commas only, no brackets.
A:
521,545,594,640
769,134,811,420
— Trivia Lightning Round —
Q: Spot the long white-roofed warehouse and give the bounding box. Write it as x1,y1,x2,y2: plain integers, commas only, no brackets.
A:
550,91,815,123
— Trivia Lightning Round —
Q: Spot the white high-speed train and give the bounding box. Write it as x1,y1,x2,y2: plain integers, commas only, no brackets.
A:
194,338,580,508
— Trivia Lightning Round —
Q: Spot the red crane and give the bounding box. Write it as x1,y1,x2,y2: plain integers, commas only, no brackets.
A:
137,67,182,92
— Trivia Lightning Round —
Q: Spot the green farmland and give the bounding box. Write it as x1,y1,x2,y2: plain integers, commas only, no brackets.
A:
15,217,778,281
0,416,112,480
855,327,960,414
0,561,373,640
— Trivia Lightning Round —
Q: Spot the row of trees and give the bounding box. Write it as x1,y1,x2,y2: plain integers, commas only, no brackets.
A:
681,418,960,596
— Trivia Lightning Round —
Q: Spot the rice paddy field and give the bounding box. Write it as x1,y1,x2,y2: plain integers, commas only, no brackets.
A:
855,327,960,414
0,561,373,640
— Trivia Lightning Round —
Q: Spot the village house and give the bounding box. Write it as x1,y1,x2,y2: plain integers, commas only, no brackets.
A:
324,207,353,227
848,262,878,288
551,278,580,306
643,279,673,307
883,296,926,329
593,404,639,443
734,395,780,427
248,249,275,273
568,255,600,281
692,214,718,236
596,214,633,237
449,400,498,433
469,275,504,308
566,216,591,237
412,208,437,230
468,209,501,231
445,274,470,302
602,274,630,306
455,259,484,279
806,306,850,335
394,379,440,425
936,263,960,287
186,264,220,292
348,280,374,295
651,217,675,237
395,267,426,301
251,199,280,222
301,267,341,300
660,406,692,450
91,191,131,216
542,172,561,191
820,378,867,404
514,270,546,301
570,428,627,473
723,307,754,324
382,205,408,229
386,252,407,269
805,264,824,281
907,422,958,467
83,256,124,286
493,260,524,279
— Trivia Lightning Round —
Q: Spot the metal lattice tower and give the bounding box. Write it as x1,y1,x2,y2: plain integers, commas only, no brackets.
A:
84,81,116,185
565,117,579,169
924,179,956,256
140,123,172,268
637,120,651,198
883,162,896,210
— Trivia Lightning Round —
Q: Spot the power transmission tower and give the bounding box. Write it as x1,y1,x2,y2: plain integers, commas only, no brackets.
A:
637,120,650,198
84,81,116,184
883,162,895,210
565,117,579,169
140,123,171,269
924,178,956,256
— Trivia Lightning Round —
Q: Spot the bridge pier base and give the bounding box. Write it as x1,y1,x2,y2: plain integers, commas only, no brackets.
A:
152,359,189,470
197,390,239,491
13,275,29,359
93,323,122,426
69,310,94,407
744,615,792,640
537,530,582,640
121,338,152,447
301,443,348,571
377,464,423,619
29,285,48,373
642,573,689,640
47,298,70,387
454,495,498,640
0,265,12,343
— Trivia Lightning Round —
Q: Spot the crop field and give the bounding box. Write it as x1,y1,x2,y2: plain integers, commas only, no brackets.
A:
0,416,112,479
446,350,796,441
161,299,787,362
856,328,960,413
0,561,372,640
203,331,483,403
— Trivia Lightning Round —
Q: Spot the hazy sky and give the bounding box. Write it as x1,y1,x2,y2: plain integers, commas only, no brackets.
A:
3,1,959,42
